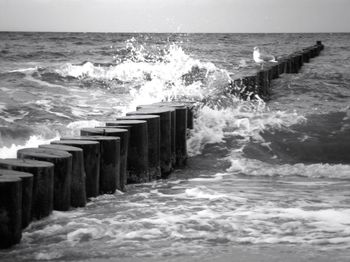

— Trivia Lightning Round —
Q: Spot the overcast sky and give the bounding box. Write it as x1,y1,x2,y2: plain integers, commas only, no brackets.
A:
0,0,349,33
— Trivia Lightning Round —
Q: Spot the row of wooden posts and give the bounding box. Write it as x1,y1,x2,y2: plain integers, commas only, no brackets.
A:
231,41,324,100
0,41,324,249
0,102,194,249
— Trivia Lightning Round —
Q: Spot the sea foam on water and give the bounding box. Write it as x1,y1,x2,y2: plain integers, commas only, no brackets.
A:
0,134,60,158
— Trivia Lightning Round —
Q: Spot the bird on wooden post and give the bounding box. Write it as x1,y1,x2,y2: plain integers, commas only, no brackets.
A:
253,46,277,69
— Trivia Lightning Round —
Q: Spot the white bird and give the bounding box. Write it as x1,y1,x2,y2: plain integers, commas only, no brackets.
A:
253,46,277,68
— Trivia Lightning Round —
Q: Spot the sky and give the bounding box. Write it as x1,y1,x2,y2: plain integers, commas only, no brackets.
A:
0,0,349,33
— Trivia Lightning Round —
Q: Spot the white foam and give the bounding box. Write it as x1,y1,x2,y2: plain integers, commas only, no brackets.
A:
54,43,221,115
65,120,103,136
25,73,66,89
50,210,86,219
57,44,215,83
187,103,305,156
35,251,63,260
0,134,60,158
185,186,227,200
226,155,350,179
124,228,163,240
188,173,227,182
0,110,29,123
67,228,103,245
14,176,350,259
8,67,38,73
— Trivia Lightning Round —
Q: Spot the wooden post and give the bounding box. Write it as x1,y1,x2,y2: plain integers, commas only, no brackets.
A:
126,108,172,177
94,126,131,190
121,115,161,180
0,159,54,220
178,101,196,130
316,40,324,50
78,132,121,194
137,105,176,169
149,102,188,168
272,64,279,79
39,144,86,207
93,126,130,190
0,176,22,248
257,70,269,97
285,57,293,73
17,148,72,211
297,53,304,69
52,139,100,198
102,123,149,183
0,170,33,229
79,128,127,191
303,48,311,63
290,54,297,73
267,67,274,84
309,47,317,58
277,58,287,74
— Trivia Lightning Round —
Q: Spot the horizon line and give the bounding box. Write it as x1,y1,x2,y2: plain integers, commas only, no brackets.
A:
0,30,349,34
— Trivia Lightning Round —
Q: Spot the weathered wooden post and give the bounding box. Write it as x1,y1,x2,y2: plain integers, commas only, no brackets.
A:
271,64,279,79
103,122,149,183
53,139,100,197
51,140,100,198
257,70,269,97
137,105,176,168
125,108,172,177
90,128,130,190
277,57,287,74
302,49,310,63
316,40,324,50
80,128,126,191
17,148,72,211
0,176,22,248
150,102,188,168
39,144,86,207
0,170,33,229
79,131,121,194
179,101,196,130
98,125,132,183
118,115,161,180
0,159,54,220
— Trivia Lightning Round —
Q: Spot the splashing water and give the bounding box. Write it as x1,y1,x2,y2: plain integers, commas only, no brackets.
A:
1,39,237,151
0,135,60,158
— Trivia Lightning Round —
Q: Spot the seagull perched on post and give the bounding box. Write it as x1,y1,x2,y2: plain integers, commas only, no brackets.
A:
253,46,277,68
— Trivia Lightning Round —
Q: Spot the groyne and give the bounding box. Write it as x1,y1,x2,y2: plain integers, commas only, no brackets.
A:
0,41,324,249
230,41,324,100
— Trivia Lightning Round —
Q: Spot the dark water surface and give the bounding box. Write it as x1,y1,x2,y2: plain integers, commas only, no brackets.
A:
0,32,350,261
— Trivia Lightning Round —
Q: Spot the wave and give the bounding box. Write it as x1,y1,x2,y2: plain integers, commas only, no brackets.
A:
5,177,350,261
0,119,104,158
187,103,305,156
0,134,60,158
16,41,227,110
187,104,350,180
33,42,234,113
55,44,217,83
7,67,38,73
227,155,350,179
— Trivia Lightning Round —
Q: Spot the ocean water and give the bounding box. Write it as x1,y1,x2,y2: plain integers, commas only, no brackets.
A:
0,32,350,261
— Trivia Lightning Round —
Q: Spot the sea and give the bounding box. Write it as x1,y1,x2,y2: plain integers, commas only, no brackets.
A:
0,32,350,262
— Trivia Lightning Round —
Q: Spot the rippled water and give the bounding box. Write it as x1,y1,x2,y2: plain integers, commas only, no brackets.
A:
1,32,350,261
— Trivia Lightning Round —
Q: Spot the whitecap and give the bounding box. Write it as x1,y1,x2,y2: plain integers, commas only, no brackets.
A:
0,134,60,158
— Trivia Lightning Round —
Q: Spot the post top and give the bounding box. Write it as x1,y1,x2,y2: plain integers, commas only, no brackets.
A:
0,158,54,168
